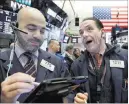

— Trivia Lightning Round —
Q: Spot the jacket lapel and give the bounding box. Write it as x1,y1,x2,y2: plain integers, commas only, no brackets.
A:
78,54,91,102
3,52,25,76
35,49,52,82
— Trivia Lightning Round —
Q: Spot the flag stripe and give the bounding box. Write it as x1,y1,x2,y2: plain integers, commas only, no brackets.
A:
104,26,127,30
112,10,128,12
112,15,128,18
93,6,128,32
111,12,128,15
111,6,127,8
103,23,128,26
111,8,128,11
111,17,128,19
101,19,128,22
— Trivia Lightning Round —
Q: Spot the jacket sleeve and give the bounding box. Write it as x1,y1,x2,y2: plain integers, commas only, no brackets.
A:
70,60,80,77
119,49,128,79
117,49,128,103
56,59,75,103
0,59,7,103
56,58,71,78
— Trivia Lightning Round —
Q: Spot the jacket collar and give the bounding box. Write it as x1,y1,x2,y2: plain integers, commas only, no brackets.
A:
78,43,119,63
104,43,120,56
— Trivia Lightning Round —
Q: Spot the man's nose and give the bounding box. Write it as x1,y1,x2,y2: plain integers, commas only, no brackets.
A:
33,30,41,39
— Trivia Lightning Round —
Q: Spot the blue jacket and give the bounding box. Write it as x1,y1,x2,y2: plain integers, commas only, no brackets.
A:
0,49,71,102
71,44,128,103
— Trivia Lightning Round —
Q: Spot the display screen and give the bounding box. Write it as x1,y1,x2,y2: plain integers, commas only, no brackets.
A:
0,0,68,34
0,9,17,34
32,0,68,29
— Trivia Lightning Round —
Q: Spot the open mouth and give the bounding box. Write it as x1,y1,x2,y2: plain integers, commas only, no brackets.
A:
86,40,92,44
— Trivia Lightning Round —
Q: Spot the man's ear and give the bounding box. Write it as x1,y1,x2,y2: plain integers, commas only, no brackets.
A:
101,28,105,38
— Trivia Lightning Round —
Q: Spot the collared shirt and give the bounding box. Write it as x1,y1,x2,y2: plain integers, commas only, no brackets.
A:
65,52,74,61
15,44,39,69
92,44,107,69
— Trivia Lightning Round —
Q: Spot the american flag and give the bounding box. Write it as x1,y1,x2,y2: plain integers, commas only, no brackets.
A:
93,6,128,32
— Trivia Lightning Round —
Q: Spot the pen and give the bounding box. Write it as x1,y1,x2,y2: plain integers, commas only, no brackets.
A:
31,82,40,86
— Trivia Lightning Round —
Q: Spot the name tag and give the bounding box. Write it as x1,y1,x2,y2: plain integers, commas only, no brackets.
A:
40,59,55,71
110,60,125,68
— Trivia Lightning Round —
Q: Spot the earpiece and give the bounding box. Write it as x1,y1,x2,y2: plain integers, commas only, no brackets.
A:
16,22,19,28
11,22,18,28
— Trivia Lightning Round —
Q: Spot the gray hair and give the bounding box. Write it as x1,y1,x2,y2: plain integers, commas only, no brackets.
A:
65,44,74,51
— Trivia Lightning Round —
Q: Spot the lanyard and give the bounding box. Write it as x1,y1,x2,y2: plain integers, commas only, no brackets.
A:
88,53,106,86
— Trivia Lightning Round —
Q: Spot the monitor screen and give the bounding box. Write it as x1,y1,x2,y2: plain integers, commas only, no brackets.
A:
32,0,68,29
0,0,68,32
63,35,70,43
71,37,78,43
0,9,17,34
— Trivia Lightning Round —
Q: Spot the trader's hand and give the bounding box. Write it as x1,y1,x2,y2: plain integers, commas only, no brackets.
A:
1,72,35,103
74,93,88,104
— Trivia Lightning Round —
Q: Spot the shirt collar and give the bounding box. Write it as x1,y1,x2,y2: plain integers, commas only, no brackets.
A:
15,43,39,59
65,51,74,60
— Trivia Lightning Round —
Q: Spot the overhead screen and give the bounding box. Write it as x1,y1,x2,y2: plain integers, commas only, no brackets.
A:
0,0,68,34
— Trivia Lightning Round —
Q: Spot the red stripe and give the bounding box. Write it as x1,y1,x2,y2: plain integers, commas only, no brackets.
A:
111,6,128,8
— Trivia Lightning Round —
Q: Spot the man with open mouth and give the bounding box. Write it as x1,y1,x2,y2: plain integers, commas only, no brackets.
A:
72,17,128,103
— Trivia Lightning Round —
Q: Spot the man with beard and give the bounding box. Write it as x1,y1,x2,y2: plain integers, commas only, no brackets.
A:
0,7,88,103
72,17,128,103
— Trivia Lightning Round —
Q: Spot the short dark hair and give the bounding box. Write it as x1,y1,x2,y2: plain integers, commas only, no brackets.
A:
65,44,74,51
82,17,104,30
73,48,80,53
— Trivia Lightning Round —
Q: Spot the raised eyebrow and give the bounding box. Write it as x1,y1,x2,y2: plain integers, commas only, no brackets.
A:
84,25,91,28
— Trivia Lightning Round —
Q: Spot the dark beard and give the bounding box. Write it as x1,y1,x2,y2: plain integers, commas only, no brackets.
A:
16,31,43,52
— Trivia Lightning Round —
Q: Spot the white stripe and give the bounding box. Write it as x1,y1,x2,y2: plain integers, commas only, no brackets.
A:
111,8,128,11
103,23,128,26
25,64,35,73
31,69,37,76
104,26,127,30
24,59,33,68
104,27,112,29
112,15,128,18
101,19,128,22
111,12,128,15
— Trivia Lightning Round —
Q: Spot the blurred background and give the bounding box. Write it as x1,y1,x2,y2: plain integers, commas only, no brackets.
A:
0,0,128,53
